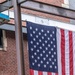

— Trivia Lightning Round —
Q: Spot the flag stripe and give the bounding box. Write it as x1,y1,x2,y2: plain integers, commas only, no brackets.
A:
47,72,52,75
34,70,38,75
30,69,34,75
43,72,47,75
38,71,43,75
65,30,70,75
73,32,75,75
69,31,73,75
61,29,65,75
55,73,58,75
57,28,62,75
52,73,55,75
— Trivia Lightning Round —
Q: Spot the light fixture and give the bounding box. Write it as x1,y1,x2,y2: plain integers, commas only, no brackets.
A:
0,13,10,24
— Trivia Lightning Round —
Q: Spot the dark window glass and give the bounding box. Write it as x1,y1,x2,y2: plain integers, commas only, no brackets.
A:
0,30,3,48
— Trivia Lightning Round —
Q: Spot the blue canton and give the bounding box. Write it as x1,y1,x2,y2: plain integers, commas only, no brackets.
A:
27,22,58,73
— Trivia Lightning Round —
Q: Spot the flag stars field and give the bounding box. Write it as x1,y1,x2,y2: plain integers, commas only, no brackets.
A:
27,22,58,74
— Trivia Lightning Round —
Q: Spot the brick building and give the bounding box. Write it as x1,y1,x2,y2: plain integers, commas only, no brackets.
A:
0,0,74,75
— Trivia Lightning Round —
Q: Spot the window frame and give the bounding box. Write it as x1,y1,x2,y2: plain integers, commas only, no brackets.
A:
0,30,7,51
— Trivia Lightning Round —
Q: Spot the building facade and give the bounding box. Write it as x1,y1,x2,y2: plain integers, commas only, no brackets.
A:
0,0,74,75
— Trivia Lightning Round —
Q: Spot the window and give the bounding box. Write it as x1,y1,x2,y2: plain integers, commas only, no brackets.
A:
0,29,3,48
0,30,7,51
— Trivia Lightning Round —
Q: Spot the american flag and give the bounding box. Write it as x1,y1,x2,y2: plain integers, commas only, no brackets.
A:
27,21,75,75
57,29,75,75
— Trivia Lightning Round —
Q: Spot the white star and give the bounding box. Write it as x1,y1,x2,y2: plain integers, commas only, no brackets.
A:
32,63,34,66
40,46,42,49
44,65,46,68
30,41,33,44
35,28,38,31
48,44,50,47
50,34,52,37
52,62,54,65
39,39,42,42
48,37,50,40
41,61,43,64
33,31,35,34
51,48,53,51
31,55,34,58
46,54,48,57
36,35,38,38
33,38,36,41
49,58,51,61
44,33,47,36
43,51,45,53
30,26,32,30
50,65,52,68
54,52,56,55
45,47,48,50
30,34,33,37
36,42,39,45
53,45,56,48
38,64,40,67
43,57,46,61
37,49,39,52
35,60,37,63
31,48,33,51
47,30,49,33
51,41,53,44
55,66,57,69
40,53,43,56
34,52,37,55
49,51,51,54
34,45,36,48
42,43,45,46
42,36,44,39
41,29,44,32
45,40,47,43
52,31,55,34
37,57,40,60
52,55,54,58
53,38,55,41
46,61,49,64
54,59,56,62
39,32,41,35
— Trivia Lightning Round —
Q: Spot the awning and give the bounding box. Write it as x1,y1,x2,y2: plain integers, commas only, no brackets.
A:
0,23,27,33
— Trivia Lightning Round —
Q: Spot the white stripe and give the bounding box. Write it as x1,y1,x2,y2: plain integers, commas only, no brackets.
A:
65,30,70,75
52,72,56,75
73,32,75,75
43,72,47,75
34,70,38,75
57,28,62,75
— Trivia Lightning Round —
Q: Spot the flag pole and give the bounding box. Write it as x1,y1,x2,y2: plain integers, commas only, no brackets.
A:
12,0,25,75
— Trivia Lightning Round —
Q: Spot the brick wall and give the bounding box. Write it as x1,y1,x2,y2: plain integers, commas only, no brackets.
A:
0,0,6,3
21,8,70,24
35,0,64,6
0,31,29,75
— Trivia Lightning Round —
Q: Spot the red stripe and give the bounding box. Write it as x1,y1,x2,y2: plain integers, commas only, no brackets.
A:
30,69,34,75
55,73,58,75
47,72,52,75
69,31,73,75
61,29,65,75
38,71,43,75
